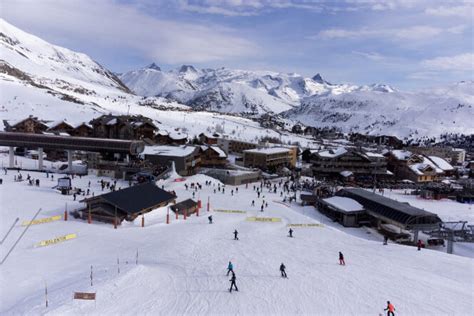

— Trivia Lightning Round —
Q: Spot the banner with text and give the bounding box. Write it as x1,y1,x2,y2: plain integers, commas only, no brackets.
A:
246,217,281,222
214,209,247,214
287,223,324,228
22,215,62,226
36,233,77,247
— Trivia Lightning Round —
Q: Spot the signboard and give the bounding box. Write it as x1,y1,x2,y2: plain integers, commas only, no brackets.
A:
22,215,62,226
287,223,324,228
36,233,77,247
214,209,247,214
246,217,281,222
57,177,72,189
74,292,96,300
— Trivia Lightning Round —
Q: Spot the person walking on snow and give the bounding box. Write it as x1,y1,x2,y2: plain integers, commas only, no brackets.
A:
227,261,234,276
233,230,239,240
280,263,287,278
417,239,422,251
288,228,293,238
229,271,238,292
208,215,213,224
339,252,345,265
251,200,255,206
384,301,395,316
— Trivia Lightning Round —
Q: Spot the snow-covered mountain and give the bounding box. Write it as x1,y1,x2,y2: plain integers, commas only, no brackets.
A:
283,81,474,138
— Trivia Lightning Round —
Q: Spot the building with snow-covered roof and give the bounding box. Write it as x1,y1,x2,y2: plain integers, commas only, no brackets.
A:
318,196,366,227
143,145,200,176
199,145,228,167
3,116,48,134
310,148,387,178
243,147,294,171
46,120,74,134
89,114,157,140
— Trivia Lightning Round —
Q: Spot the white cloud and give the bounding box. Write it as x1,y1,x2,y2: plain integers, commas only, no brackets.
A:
421,53,474,71
2,0,259,64
425,5,474,18
316,25,466,40
352,51,386,61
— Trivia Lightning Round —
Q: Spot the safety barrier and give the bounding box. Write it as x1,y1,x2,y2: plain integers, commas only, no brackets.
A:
215,209,247,214
246,217,281,222
36,233,77,247
22,215,62,226
287,223,324,228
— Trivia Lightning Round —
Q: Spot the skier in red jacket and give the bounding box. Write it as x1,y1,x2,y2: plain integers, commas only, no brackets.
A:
384,301,395,316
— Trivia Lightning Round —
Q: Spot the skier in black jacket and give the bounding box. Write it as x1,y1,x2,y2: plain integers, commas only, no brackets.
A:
233,229,239,240
229,271,238,292
288,228,293,238
280,263,287,278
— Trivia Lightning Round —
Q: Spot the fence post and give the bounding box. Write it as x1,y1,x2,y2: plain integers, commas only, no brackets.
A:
141,215,144,228
45,281,48,308
64,203,68,221
207,196,210,212
90,265,93,286
184,209,187,220
166,207,170,224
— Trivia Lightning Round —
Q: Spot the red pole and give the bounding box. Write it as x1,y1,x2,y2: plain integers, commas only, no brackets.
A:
64,210,68,221
196,202,200,217
176,208,179,220
184,209,187,220
141,215,144,227
166,207,170,224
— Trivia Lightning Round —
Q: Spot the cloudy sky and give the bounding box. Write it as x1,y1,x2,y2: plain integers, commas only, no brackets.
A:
2,0,473,89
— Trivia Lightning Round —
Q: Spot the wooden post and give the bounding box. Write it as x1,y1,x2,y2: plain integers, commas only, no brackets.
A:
88,203,91,224
64,203,68,221
176,208,178,220
141,215,144,228
166,207,170,224
184,209,187,220
90,265,93,286
207,196,210,212
136,249,138,265
196,203,200,217
117,257,120,274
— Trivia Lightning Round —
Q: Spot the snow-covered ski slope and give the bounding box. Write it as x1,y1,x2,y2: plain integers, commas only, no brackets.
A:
0,165,472,315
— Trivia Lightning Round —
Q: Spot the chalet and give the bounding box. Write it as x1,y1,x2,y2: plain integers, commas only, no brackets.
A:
386,150,439,183
218,138,258,154
169,132,188,145
143,145,201,176
155,130,171,144
170,199,198,216
46,120,74,135
199,145,228,167
71,122,93,137
89,114,157,140
78,183,176,225
198,132,221,145
243,147,294,171
317,196,366,227
310,148,388,178
3,116,48,134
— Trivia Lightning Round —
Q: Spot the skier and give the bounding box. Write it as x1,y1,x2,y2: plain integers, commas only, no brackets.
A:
73,193,77,201
233,229,239,240
384,301,396,316
339,252,345,265
280,263,287,278
208,215,213,224
383,236,388,245
226,261,234,276
417,239,422,251
260,204,264,212
288,228,293,238
229,271,238,292
251,200,255,206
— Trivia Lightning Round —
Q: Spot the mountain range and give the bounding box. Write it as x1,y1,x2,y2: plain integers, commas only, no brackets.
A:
1,18,472,139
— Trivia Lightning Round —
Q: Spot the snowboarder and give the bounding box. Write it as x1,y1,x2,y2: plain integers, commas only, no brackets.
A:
384,301,395,316
208,215,213,224
339,252,345,265
226,261,234,276
233,229,239,240
280,263,287,278
417,239,422,251
288,228,293,238
229,271,238,292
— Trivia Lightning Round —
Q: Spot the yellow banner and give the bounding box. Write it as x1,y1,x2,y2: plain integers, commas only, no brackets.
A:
214,209,247,214
287,223,324,228
22,215,62,226
246,217,281,222
36,233,77,247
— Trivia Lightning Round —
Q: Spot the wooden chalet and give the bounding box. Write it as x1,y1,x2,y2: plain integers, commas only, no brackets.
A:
78,183,176,225
46,120,74,135
89,114,158,140
170,199,198,216
3,116,48,134
71,122,93,137
198,132,220,145
199,145,228,166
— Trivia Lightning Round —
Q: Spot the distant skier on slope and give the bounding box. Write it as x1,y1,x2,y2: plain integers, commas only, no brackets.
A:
384,301,396,316
417,239,422,251
229,271,238,292
227,261,234,276
339,252,345,265
208,215,213,224
288,228,293,238
234,230,239,240
280,263,287,278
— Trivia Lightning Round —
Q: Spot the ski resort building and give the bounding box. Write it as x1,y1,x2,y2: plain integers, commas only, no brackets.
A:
317,196,366,227
143,145,201,176
310,147,388,178
3,116,49,134
199,145,228,167
78,183,176,225
243,147,295,171
89,114,158,140
336,188,442,231
170,199,199,216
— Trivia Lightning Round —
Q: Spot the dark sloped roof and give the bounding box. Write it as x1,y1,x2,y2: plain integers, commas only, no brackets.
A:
170,199,198,212
88,183,176,214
